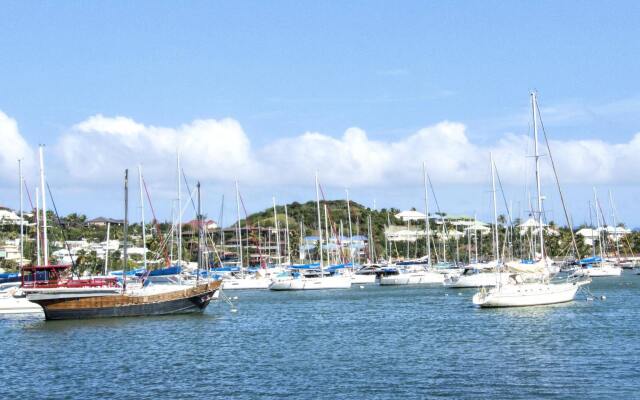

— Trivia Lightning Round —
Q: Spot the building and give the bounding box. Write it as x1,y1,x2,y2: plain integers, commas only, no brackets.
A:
85,217,124,227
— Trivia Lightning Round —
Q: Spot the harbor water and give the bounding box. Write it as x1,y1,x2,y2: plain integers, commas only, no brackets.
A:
1,273,639,399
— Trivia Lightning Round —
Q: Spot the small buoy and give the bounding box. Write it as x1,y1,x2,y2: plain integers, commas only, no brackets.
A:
445,293,449,297
601,295,606,301
458,293,462,296
359,285,364,289
231,308,238,313
232,296,239,300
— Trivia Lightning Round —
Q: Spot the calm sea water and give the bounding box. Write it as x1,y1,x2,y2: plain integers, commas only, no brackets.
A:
1,273,639,399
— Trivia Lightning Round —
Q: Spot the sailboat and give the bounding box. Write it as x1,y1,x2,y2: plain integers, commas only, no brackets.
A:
269,173,351,290
572,190,622,277
222,181,272,290
380,163,444,285
473,92,589,307
445,156,509,289
25,170,221,320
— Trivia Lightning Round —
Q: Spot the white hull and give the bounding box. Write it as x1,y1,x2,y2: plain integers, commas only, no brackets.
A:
576,265,622,277
269,275,352,290
0,294,43,314
444,272,509,288
351,274,377,285
222,277,271,290
472,281,581,307
379,271,444,285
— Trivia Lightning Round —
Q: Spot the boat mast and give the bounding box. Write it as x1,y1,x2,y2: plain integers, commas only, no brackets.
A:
315,171,324,271
593,188,604,261
18,159,23,270
104,222,111,275
324,204,330,264
532,92,545,261
423,162,432,267
272,197,281,265
123,169,129,292
35,187,41,266
235,180,243,270
284,203,291,265
177,153,182,265
38,145,48,265
490,153,500,263
609,190,621,260
138,165,147,270
197,181,202,282
346,189,355,267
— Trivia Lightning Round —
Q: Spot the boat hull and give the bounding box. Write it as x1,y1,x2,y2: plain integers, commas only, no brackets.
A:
269,276,351,290
472,281,580,307
577,266,622,277
379,271,444,285
351,274,377,285
0,294,43,314
28,281,221,320
222,277,272,290
444,272,509,288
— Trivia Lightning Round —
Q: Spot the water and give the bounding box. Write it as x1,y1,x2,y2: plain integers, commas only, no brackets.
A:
1,273,639,399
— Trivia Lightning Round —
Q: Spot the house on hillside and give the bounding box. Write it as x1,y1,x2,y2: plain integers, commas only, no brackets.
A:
85,217,124,227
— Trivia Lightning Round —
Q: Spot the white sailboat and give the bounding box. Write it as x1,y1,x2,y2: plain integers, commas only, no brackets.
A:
573,190,622,278
269,172,351,290
473,92,588,307
445,156,508,288
222,181,272,290
380,162,445,286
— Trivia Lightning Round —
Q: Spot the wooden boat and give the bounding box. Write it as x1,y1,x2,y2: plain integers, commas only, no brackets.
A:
26,279,220,320
26,170,221,320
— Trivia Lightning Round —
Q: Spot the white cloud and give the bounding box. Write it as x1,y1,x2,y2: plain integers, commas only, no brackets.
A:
58,116,255,184
55,114,640,192
0,111,34,183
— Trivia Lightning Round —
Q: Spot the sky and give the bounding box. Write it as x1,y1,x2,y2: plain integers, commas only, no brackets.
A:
1,1,640,227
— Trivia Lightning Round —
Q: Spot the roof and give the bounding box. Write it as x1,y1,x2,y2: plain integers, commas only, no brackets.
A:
395,210,426,221
86,217,124,224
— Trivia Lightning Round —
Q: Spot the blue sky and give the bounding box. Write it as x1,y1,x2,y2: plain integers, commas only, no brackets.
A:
1,1,640,226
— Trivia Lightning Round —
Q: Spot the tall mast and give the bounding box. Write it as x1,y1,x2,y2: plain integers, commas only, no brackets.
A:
104,222,111,275
324,204,330,264
138,165,147,270
346,189,354,267
35,188,41,266
532,92,545,261
490,153,500,263
422,162,432,266
235,180,243,269
284,203,291,264
299,220,305,263
18,159,23,270
197,181,202,282
593,188,604,260
609,190,621,259
177,153,182,265
123,169,129,292
38,145,48,265
272,197,281,265
315,171,323,270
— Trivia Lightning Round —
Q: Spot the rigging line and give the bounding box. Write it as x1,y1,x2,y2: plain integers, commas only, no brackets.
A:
535,98,582,260
181,169,198,213
23,180,35,210
238,192,267,267
45,182,77,273
141,176,170,267
318,183,346,263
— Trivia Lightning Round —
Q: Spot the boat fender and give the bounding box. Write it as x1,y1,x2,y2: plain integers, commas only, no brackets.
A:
600,295,606,301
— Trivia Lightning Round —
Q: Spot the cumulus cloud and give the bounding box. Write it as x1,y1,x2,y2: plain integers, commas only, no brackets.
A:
58,115,255,184
0,111,34,182
55,114,640,190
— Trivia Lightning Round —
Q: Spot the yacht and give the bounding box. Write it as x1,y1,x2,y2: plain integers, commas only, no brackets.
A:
472,92,589,307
